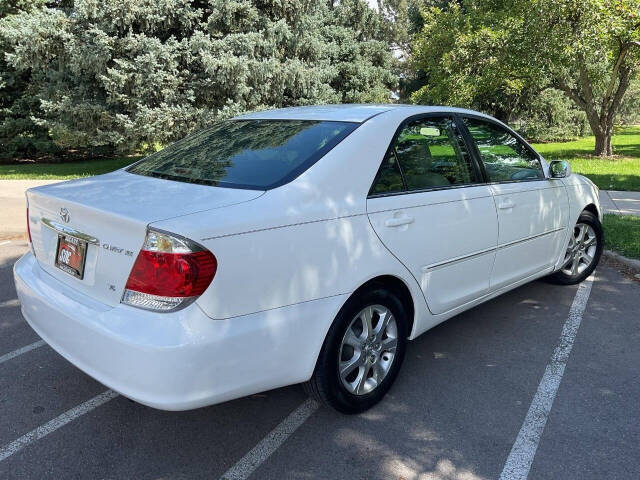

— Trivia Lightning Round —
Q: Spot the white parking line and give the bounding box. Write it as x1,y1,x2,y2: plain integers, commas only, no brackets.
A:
0,240,11,246
499,274,595,480
0,298,20,308
0,340,46,366
0,390,119,462
220,398,319,480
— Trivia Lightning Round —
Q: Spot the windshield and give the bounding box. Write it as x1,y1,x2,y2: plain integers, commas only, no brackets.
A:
127,119,359,190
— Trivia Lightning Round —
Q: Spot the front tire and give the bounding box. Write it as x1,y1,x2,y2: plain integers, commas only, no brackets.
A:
548,211,603,285
303,287,408,414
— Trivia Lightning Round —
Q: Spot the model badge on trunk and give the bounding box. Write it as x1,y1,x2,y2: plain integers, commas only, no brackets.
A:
102,243,134,256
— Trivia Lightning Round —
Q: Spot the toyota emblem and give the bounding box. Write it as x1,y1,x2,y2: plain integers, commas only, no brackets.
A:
59,208,70,223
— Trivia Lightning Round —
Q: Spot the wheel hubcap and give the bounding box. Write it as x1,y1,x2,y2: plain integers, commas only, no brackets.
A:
561,222,597,277
338,305,398,396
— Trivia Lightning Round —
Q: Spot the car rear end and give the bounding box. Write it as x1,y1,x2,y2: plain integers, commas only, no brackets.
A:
15,169,270,409
13,117,361,409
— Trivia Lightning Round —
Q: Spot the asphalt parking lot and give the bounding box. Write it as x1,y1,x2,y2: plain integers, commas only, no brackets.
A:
1,239,639,480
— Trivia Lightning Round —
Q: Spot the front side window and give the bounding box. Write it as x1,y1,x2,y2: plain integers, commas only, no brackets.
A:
462,118,544,182
370,116,478,195
128,120,358,190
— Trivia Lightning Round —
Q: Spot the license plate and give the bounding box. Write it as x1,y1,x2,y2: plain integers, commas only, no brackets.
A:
55,235,88,279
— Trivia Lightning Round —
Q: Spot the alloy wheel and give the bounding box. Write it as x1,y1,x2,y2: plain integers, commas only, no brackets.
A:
338,304,398,395
561,222,598,277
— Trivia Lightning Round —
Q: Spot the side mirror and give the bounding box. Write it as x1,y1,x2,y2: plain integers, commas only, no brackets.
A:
549,160,571,178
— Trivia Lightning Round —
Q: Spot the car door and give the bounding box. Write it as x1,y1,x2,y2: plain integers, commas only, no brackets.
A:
460,116,569,290
367,114,498,315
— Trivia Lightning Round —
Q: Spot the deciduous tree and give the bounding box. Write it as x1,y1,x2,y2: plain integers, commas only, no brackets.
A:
523,0,640,155
409,0,640,155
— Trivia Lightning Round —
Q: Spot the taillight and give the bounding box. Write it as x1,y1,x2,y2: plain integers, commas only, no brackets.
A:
122,230,217,312
26,206,32,244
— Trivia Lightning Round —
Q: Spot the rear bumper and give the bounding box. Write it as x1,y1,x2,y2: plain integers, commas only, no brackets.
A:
14,252,345,410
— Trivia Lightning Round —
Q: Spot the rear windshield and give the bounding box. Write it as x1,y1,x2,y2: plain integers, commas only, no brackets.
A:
127,119,359,190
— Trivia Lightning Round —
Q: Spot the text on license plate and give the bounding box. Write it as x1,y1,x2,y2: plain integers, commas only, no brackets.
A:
55,235,87,279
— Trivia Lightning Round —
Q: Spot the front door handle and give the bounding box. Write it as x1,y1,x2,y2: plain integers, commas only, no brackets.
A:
385,215,414,227
498,200,515,210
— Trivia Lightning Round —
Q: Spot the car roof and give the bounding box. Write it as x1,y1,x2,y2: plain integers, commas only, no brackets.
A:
233,104,496,123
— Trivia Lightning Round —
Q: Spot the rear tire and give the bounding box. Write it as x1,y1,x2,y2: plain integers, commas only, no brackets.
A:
303,287,408,414
547,211,603,285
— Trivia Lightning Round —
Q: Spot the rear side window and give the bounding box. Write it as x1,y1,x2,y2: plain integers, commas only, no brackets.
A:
370,116,478,195
462,118,544,182
370,150,404,195
127,120,358,190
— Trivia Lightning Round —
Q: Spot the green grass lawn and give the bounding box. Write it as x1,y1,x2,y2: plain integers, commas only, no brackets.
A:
532,125,640,192
0,156,140,180
603,214,640,260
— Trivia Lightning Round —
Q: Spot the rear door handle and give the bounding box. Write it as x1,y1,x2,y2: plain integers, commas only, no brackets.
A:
498,200,515,210
385,215,414,227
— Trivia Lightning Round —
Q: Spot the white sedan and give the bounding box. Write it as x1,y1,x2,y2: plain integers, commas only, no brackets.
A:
14,105,603,413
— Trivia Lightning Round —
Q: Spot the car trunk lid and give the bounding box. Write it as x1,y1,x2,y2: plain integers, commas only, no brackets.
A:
27,169,263,307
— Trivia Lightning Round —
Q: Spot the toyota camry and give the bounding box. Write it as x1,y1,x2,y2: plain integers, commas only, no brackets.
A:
14,105,603,413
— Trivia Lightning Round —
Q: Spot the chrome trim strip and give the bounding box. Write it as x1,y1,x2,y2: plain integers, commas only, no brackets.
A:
41,218,99,245
498,227,565,250
422,246,497,272
421,227,565,272
367,181,487,199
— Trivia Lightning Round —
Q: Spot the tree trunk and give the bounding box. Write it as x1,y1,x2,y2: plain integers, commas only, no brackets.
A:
594,128,613,157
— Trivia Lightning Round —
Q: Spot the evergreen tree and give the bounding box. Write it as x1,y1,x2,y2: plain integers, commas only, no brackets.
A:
0,0,59,159
0,0,396,156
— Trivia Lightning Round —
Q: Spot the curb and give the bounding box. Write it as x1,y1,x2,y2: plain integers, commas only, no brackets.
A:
603,249,640,273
